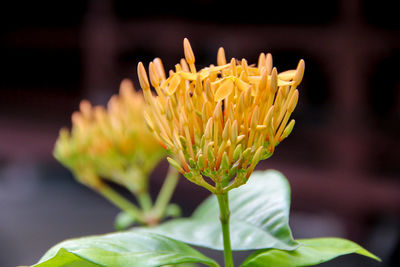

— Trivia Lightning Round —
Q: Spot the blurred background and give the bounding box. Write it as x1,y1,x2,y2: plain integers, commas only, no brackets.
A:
0,0,399,266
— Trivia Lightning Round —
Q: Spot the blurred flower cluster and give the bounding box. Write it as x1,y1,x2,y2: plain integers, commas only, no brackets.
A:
54,79,165,194
138,39,304,193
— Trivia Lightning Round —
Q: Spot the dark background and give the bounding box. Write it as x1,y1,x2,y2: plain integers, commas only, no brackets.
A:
0,0,399,266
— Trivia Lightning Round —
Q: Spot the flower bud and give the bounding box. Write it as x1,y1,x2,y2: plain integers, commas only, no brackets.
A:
183,38,195,65
167,157,184,174
220,152,230,170
233,144,242,162
217,47,227,66
137,62,150,90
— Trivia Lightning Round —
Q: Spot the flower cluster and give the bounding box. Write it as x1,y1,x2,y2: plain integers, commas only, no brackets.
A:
138,38,304,193
54,79,165,193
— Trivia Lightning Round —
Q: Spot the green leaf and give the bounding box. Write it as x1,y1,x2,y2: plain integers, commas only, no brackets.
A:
33,231,219,267
241,237,381,267
114,211,137,230
139,170,298,251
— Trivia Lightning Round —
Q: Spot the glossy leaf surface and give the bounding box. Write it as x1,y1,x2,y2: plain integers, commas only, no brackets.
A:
140,170,298,251
241,237,381,267
34,231,219,267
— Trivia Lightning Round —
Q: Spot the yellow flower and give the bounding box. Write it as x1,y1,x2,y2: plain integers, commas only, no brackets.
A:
138,38,304,193
54,79,165,193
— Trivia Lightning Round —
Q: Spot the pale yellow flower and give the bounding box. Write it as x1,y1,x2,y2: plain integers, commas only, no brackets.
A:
138,38,304,193
54,79,165,193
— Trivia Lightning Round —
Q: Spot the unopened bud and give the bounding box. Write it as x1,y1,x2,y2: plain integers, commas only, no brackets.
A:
270,68,278,94
172,131,183,150
250,106,259,130
195,75,202,96
237,134,246,143
244,86,252,107
230,58,237,76
213,101,222,119
179,135,187,149
294,59,305,85
231,120,238,144
282,119,295,140
183,38,195,65
167,157,184,173
137,62,150,90
258,69,268,91
258,52,266,68
185,91,193,112
153,57,166,80
220,152,229,170
143,111,155,131
197,153,205,170
266,53,273,74
231,156,242,172
252,146,264,165
233,144,242,161
205,118,213,140
287,90,299,114
222,120,231,142
207,143,215,163
242,147,252,160
217,47,227,66
264,105,274,125
180,58,189,72
119,79,134,99
241,59,249,76
238,92,245,113
79,100,92,119
149,62,160,88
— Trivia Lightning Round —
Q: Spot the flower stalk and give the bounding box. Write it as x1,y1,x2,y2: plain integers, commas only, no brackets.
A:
217,193,233,267
153,166,180,219
97,182,144,224
137,191,153,212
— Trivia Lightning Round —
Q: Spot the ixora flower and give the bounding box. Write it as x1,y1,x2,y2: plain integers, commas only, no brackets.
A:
138,38,304,194
34,39,381,267
54,79,165,194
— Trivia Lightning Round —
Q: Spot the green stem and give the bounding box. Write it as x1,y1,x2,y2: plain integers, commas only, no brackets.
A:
98,184,144,223
137,191,153,212
153,166,180,218
122,168,153,212
217,193,234,267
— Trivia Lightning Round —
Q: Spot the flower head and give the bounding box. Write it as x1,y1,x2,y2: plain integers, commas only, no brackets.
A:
54,79,165,192
138,38,304,193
